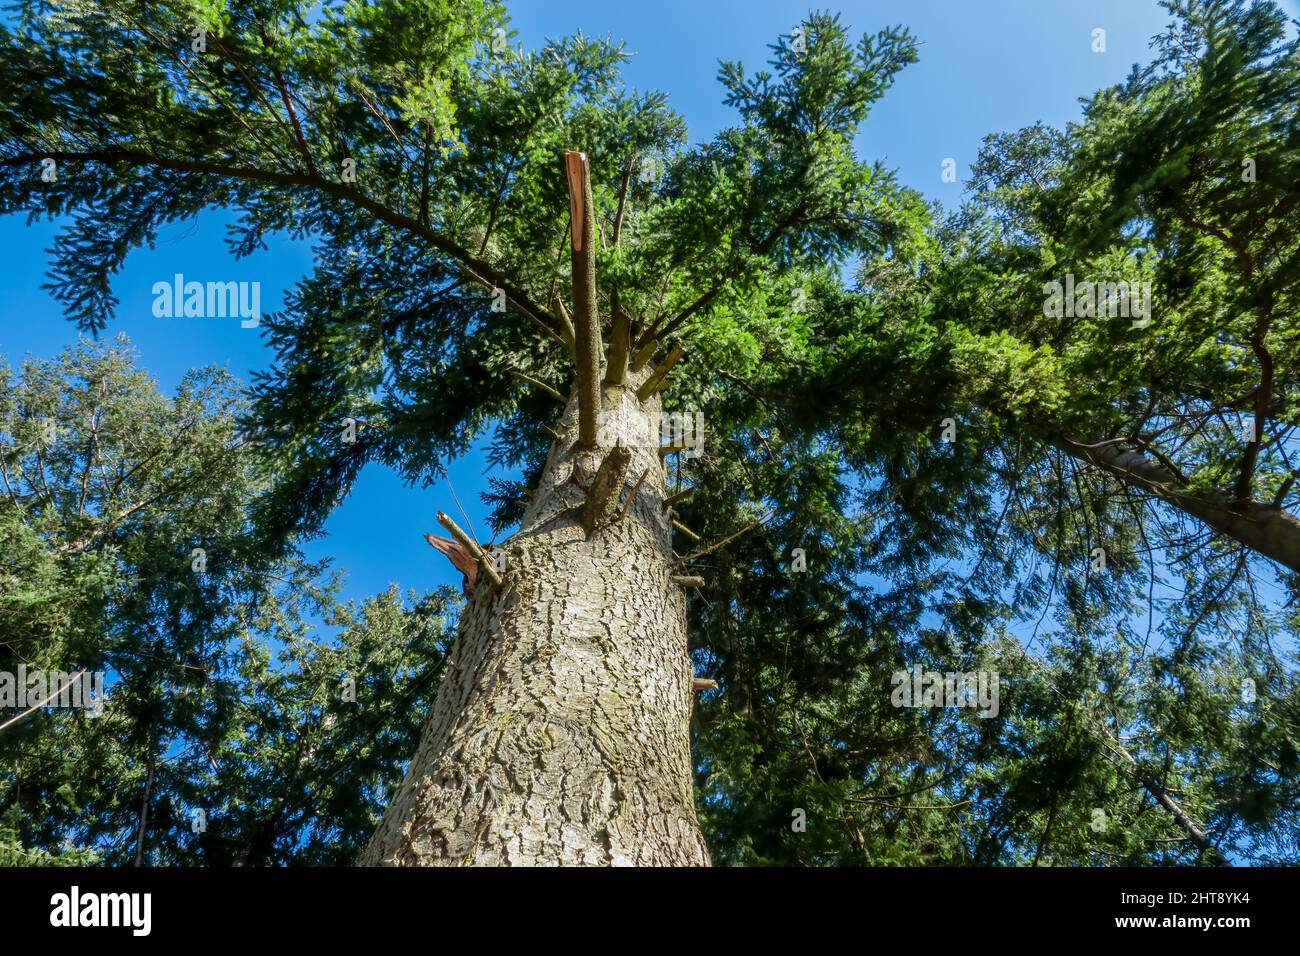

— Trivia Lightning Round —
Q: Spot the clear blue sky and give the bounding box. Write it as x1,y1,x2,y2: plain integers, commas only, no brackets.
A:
5,0,1283,605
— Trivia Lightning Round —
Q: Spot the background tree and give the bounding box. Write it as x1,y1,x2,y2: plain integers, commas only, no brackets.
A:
0,338,453,865
794,0,1300,864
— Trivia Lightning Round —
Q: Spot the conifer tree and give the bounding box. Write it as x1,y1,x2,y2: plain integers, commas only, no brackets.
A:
2,0,1297,866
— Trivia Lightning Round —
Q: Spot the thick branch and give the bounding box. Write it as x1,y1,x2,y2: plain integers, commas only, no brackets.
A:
671,519,700,541
637,343,684,402
605,301,631,386
1137,772,1230,866
0,149,554,330
255,20,318,178
629,338,659,374
661,486,695,511
551,295,576,356
1054,434,1300,574
1096,725,1230,867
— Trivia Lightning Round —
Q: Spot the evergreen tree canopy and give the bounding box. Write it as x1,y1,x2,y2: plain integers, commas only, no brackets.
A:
1,0,1297,866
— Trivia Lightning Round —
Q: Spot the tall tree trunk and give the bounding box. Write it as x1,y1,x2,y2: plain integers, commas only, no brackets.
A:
363,370,710,866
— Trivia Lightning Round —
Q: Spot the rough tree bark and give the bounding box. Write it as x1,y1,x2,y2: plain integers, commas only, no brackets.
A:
362,374,708,866
363,152,710,866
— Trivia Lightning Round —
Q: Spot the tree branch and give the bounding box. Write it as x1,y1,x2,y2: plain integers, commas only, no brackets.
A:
0,149,555,330
605,300,631,386
612,154,634,248
1054,433,1300,574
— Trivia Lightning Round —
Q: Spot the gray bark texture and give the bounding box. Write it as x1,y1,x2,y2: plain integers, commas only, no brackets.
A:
362,370,710,866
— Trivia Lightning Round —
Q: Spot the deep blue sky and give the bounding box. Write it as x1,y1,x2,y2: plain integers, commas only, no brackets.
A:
5,0,1284,604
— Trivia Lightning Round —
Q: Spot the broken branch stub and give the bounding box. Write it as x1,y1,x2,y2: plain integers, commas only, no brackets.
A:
435,510,503,588
661,487,695,511
672,519,701,541
629,337,659,374
551,294,576,356
581,445,632,538
636,343,684,402
606,304,631,386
